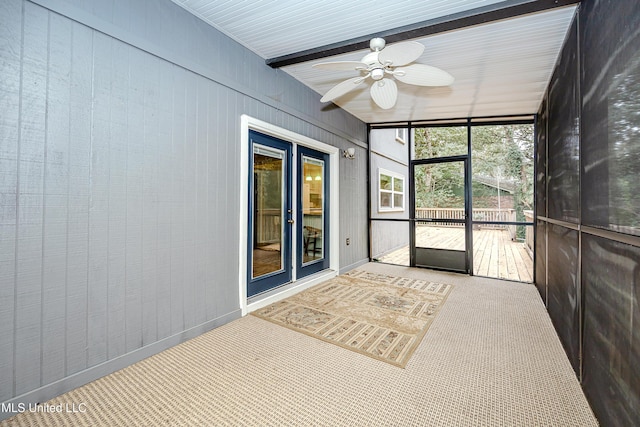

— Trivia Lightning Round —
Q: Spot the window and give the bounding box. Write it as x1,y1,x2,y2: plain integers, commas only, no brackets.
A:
379,169,405,212
395,128,407,144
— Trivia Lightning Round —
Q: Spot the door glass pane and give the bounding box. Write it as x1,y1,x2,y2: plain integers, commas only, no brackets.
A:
414,162,466,250
302,156,324,264
252,145,284,278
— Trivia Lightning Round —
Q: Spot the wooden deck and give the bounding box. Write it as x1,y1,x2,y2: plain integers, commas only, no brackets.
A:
378,226,533,282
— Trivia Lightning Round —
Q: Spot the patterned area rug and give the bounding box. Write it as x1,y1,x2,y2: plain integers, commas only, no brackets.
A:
252,270,452,368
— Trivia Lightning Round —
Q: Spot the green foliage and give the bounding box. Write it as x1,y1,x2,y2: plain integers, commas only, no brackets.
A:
413,127,467,159
609,69,640,228
414,124,534,230
413,127,467,209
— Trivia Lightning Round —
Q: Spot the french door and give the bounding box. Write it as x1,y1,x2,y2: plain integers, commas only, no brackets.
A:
247,131,330,297
297,146,330,277
248,131,292,297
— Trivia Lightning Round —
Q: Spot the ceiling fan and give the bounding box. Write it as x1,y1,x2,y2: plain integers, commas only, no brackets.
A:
314,37,454,110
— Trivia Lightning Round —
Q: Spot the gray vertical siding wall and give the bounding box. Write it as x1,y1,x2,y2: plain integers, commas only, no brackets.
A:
369,128,410,258
0,0,367,414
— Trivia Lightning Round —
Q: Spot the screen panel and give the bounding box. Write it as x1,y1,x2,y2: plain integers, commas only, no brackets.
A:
546,223,580,374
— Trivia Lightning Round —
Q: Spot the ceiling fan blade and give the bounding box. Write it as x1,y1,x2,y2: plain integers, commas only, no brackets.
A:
394,64,455,86
312,61,366,71
320,76,366,102
378,41,424,66
370,78,397,110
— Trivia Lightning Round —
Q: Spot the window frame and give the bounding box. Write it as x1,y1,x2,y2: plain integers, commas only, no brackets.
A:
395,127,407,144
378,168,405,212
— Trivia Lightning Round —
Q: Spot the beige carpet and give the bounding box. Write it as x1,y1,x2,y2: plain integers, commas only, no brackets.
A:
253,270,452,367
1,263,598,426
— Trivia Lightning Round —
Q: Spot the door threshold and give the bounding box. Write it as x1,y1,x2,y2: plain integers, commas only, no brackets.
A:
244,269,336,315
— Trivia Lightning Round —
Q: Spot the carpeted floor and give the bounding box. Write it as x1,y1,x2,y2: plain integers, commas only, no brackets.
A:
1,263,598,426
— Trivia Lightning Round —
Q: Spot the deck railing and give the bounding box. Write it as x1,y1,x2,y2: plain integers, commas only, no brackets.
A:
415,207,467,223
259,207,526,244
415,208,517,239
416,208,516,224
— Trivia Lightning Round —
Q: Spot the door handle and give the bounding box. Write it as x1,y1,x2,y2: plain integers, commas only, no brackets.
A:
287,219,295,224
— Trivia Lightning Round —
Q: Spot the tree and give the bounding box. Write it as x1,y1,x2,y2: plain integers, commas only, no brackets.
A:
413,127,467,208
609,70,640,229
413,124,534,238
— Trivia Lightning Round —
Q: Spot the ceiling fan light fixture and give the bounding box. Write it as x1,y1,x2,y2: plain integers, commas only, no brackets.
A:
371,68,384,81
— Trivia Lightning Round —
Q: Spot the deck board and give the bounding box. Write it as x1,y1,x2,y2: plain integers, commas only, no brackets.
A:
377,226,533,282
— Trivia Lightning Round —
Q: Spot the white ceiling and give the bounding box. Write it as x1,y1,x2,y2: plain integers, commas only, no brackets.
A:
172,0,577,123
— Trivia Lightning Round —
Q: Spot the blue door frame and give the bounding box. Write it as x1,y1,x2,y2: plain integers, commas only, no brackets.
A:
247,131,292,297
296,146,330,278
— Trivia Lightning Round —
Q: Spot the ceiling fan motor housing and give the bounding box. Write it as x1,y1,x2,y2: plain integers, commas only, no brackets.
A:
369,37,386,51
362,51,380,66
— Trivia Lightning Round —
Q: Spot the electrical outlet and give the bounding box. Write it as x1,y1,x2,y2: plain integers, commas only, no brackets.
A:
346,238,351,245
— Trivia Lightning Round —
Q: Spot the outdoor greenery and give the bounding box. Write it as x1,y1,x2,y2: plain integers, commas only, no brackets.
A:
609,69,640,230
413,124,534,227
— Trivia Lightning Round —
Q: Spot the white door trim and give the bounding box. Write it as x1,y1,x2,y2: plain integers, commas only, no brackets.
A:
239,115,339,316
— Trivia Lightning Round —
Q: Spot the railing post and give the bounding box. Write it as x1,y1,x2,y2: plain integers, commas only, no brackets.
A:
523,210,534,253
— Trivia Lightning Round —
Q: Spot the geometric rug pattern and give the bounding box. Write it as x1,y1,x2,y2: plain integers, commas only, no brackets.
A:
252,270,452,367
